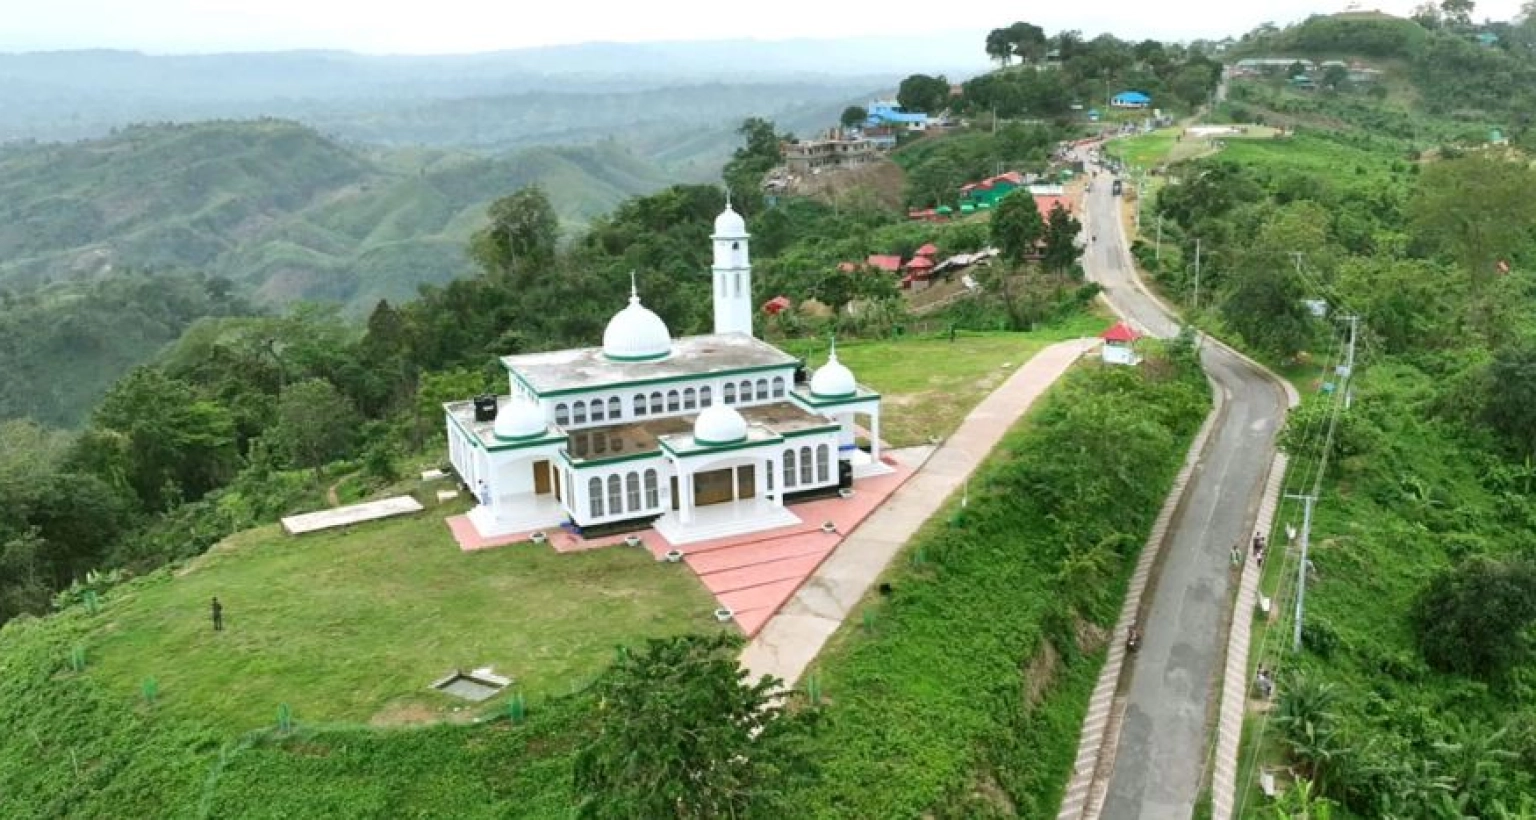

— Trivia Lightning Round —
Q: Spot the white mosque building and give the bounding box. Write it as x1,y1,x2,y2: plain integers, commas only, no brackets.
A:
444,203,888,545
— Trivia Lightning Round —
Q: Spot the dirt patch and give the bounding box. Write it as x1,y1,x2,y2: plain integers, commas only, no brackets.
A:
786,159,907,211
369,700,444,727
1020,640,1062,711
1075,616,1109,656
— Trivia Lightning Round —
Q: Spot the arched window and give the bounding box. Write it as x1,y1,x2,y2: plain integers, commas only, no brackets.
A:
608,397,621,419
799,446,813,485
650,392,663,414
740,379,753,401
555,403,570,425
724,383,736,405
633,395,647,417
783,449,797,488
755,378,768,399
684,387,697,410
701,386,713,406
644,470,659,508
589,477,604,518
667,390,680,412
626,473,641,511
573,401,587,425
607,475,622,515
590,399,604,423
772,376,786,398
816,444,830,483
593,433,607,455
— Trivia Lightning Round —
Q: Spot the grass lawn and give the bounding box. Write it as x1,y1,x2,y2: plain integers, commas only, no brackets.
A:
1108,128,1181,168
86,512,719,732
775,314,1107,447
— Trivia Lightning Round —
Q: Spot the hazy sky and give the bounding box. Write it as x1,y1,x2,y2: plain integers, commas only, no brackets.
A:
0,0,1525,54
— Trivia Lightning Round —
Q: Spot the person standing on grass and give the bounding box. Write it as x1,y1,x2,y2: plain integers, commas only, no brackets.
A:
211,597,224,632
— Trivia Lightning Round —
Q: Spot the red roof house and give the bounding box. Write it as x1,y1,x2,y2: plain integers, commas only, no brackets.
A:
1101,322,1141,343
762,295,792,315
1100,322,1142,365
866,254,903,273
915,242,938,257
1034,195,1070,220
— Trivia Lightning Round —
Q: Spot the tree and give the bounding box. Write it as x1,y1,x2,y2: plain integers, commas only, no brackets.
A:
985,28,1015,66
896,74,950,115
1413,556,1536,679
1410,155,1536,298
92,367,239,508
573,633,817,819
810,265,897,322
1267,777,1338,819
724,117,785,204
469,186,559,284
1289,60,1309,79
1441,0,1476,27
1040,202,1083,276
1005,21,1048,63
991,191,1046,265
1321,63,1349,90
271,379,359,476
839,105,867,128
1483,342,1536,459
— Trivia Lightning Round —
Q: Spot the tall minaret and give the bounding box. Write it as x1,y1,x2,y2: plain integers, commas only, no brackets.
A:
711,197,753,337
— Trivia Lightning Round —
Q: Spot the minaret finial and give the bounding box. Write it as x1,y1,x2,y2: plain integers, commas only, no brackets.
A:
829,333,838,360
725,186,733,209
629,270,639,301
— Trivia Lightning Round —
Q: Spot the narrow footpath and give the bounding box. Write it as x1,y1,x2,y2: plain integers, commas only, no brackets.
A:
740,337,1100,686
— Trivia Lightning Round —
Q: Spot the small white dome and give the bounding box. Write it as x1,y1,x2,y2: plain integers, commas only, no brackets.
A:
602,283,671,362
494,396,547,441
714,203,747,237
810,347,858,399
694,403,748,446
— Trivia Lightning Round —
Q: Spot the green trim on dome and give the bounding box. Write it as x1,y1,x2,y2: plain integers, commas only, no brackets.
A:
694,431,748,446
810,387,857,400
493,427,547,442
602,349,671,362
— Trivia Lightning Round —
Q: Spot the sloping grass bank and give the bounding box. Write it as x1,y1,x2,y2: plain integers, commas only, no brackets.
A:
791,349,1210,817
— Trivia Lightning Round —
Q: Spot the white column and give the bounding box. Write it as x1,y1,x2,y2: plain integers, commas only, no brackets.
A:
769,455,784,506
679,466,694,525
871,406,882,463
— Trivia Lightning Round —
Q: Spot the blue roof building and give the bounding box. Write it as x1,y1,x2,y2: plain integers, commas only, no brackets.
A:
1110,91,1152,109
866,100,929,130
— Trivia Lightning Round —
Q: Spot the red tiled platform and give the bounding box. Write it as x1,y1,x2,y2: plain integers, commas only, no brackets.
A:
445,454,920,635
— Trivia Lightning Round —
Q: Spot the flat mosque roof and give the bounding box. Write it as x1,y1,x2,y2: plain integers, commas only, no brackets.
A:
503,333,799,396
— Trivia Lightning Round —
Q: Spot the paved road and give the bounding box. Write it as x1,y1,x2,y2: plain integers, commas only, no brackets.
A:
1079,159,1288,819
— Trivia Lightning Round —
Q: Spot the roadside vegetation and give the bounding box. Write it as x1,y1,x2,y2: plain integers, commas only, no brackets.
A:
1125,8,1536,814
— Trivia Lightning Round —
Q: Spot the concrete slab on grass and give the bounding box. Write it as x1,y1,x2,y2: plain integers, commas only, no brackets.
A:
281,496,424,535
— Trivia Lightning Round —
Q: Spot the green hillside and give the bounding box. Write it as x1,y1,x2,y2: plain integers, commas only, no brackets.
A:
0,122,674,313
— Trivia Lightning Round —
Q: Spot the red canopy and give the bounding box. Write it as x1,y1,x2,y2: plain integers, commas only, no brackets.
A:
1101,322,1141,343
866,254,902,272
905,256,934,270
762,295,792,315
915,243,938,257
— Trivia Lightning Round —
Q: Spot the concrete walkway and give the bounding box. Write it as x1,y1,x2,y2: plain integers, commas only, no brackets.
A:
740,337,1100,687
1211,452,1289,820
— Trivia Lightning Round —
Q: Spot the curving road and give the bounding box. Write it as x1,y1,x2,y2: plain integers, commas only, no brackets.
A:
1078,154,1288,819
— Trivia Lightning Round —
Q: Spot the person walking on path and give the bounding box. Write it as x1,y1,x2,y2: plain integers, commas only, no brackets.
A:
211,597,224,632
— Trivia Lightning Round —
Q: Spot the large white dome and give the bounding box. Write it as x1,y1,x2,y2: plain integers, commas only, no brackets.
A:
810,347,858,399
494,396,547,441
602,284,672,362
713,203,747,237
694,403,748,446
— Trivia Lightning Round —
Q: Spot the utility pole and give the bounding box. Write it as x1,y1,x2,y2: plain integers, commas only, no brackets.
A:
1284,493,1317,652
1155,213,1163,262
1342,314,1359,409
1192,238,1203,309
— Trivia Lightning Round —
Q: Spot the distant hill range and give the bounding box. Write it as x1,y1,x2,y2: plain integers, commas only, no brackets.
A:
0,120,680,311
0,37,987,145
